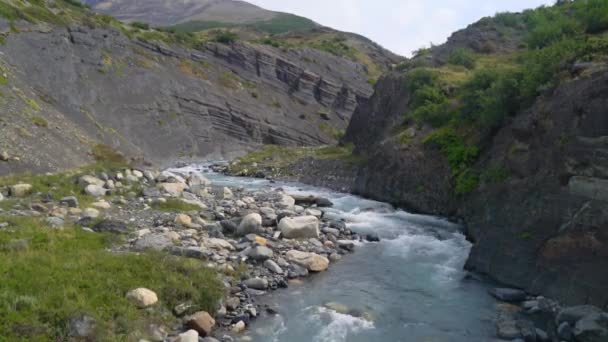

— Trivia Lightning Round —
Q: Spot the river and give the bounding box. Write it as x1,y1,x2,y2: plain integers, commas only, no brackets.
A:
173,165,498,342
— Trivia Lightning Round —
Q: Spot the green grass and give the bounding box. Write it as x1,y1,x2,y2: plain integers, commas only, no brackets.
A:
249,13,317,34
0,217,222,340
31,115,48,127
91,143,128,168
151,199,201,213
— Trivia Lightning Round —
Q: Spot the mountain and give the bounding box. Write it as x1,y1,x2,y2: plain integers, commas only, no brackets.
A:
228,0,608,309
81,0,319,33
0,0,400,175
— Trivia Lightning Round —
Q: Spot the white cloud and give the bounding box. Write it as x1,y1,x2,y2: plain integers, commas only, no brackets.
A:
247,0,554,56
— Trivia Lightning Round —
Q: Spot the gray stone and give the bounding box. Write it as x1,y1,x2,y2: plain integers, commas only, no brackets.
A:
558,322,573,340
279,216,320,239
85,184,106,197
535,328,548,341
574,313,608,342
92,220,129,234
60,196,79,208
82,208,100,219
337,240,356,252
68,314,96,338
264,259,283,274
0,150,9,161
135,234,173,251
489,288,527,302
243,277,268,290
237,213,262,236
322,227,340,236
557,305,603,325
247,245,273,261
45,217,64,228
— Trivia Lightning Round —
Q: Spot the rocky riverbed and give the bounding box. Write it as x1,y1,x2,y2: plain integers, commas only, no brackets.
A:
1,164,607,341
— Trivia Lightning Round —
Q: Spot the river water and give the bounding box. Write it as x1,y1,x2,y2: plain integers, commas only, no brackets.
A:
174,165,498,342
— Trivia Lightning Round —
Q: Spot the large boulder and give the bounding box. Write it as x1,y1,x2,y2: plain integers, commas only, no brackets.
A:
557,306,603,325
187,311,215,336
187,173,211,187
237,213,262,236
574,313,608,342
84,184,106,198
285,250,329,272
279,216,319,239
157,182,187,196
278,194,295,209
10,183,33,198
247,246,273,261
243,277,268,290
126,288,158,308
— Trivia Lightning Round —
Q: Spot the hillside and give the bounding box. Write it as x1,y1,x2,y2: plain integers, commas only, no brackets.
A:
0,0,400,176
228,0,608,308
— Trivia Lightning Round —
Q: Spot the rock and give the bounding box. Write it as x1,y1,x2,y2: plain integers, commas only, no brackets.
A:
135,234,173,251
243,277,268,290
175,214,192,226
187,173,211,187
220,220,238,234
278,194,295,209
45,217,64,228
9,184,33,198
225,297,240,311
91,200,111,210
0,192,3,202
322,227,340,236
315,197,333,207
31,203,48,213
557,305,604,325
237,213,263,236
92,220,129,234
67,314,96,338
201,337,220,342
337,240,356,252
0,150,9,161
147,324,167,341
144,170,156,182
574,313,608,342
365,233,381,242
216,187,233,200
126,288,158,308
496,317,521,340
85,184,106,198
231,320,246,333
78,175,104,187
157,182,187,196
558,322,573,340
132,170,144,178
264,259,283,274
324,302,349,314
175,330,199,342
285,250,329,272
248,246,273,261
489,288,527,302
60,196,79,208
82,208,100,219
186,311,215,336
203,238,234,251
279,216,320,239
535,328,549,341
304,208,323,217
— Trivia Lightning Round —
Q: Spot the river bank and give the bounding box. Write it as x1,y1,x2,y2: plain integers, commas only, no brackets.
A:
1,162,606,341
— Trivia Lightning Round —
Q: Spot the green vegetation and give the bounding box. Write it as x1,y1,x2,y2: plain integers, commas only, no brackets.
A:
213,30,238,44
30,115,48,127
248,13,317,34
399,0,608,194
91,143,128,168
151,198,202,212
0,217,222,340
319,122,345,140
130,21,150,30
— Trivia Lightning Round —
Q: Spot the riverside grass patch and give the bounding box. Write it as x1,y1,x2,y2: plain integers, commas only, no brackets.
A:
0,217,223,341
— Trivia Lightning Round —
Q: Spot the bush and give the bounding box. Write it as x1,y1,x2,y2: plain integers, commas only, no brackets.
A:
91,143,128,167
213,30,238,44
131,21,150,30
574,0,608,33
447,48,477,69
31,116,48,127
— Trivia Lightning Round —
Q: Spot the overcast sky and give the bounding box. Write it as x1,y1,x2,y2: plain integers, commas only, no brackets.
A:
247,0,554,56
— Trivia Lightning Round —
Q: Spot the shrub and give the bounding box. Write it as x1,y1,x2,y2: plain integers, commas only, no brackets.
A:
91,143,128,167
31,115,48,127
131,21,150,30
447,48,477,69
574,0,608,33
213,30,238,44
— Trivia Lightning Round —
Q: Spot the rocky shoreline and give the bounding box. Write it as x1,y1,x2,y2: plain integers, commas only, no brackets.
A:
1,163,607,341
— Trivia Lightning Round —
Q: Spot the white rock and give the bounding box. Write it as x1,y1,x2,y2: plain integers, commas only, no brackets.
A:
85,184,106,197
187,173,211,187
264,259,283,274
9,183,33,198
175,330,199,342
231,321,246,333
91,200,111,210
175,214,192,226
157,182,187,197
203,238,235,251
126,288,158,308
279,216,320,239
82,208,100,218
237,213,262,236
278,194,295,209
285,250,329,272
0,192,3,201
79,175,105,187
304,208,323,217
132,170,144,178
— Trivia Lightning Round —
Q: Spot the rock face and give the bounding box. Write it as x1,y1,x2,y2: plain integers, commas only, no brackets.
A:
278,56,608,308
279,216,320,239
0,18,394,175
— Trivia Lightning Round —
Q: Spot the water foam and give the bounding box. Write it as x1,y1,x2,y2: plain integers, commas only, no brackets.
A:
305,306,375,342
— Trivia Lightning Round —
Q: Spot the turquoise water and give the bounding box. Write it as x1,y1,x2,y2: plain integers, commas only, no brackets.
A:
173,165,497,342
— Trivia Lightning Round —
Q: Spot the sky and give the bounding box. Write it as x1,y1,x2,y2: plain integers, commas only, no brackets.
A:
247,0,554,56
